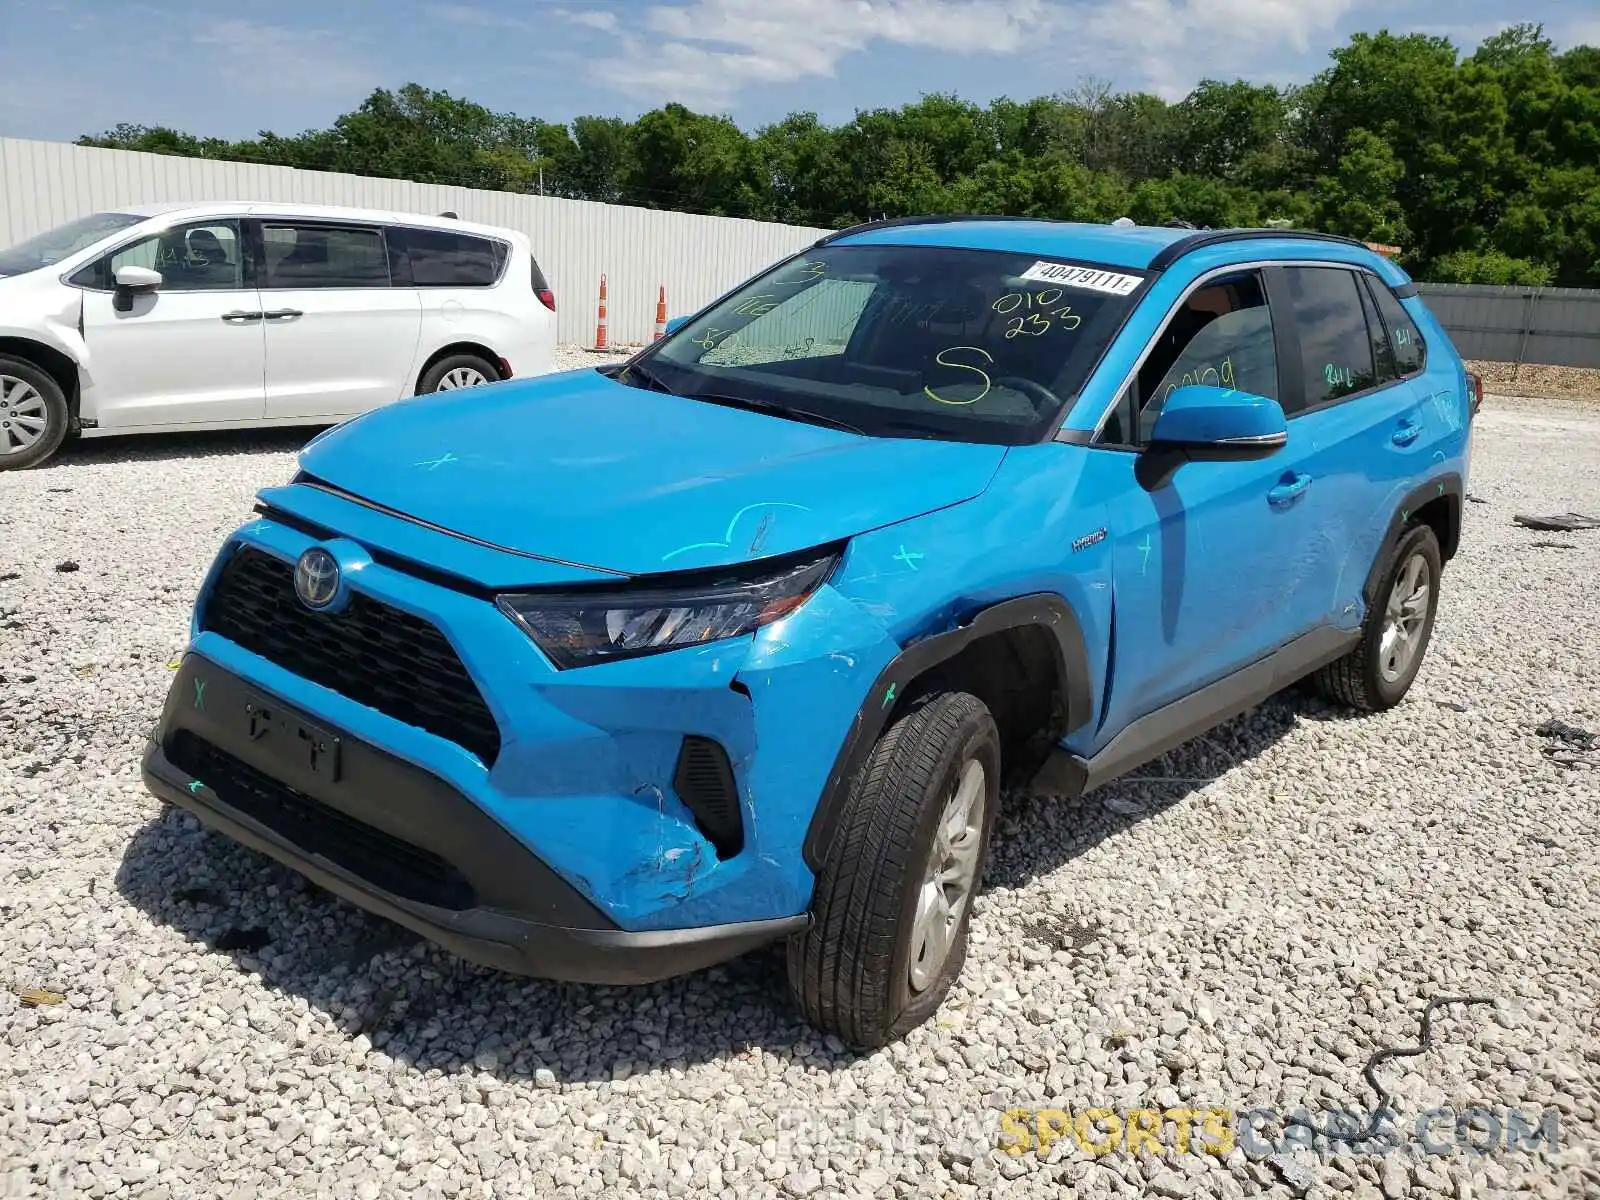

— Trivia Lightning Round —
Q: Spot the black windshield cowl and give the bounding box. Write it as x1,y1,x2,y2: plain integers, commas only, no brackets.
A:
618,363,678,395
683,392,868,436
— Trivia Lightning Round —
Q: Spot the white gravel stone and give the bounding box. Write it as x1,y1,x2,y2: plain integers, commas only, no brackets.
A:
2,395,1597,1199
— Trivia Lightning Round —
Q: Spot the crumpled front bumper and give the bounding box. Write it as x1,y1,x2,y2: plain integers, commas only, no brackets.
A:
156,490,904,937
144,653,805,983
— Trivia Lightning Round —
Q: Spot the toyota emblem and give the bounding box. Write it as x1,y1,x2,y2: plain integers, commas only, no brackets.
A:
293,547,341,610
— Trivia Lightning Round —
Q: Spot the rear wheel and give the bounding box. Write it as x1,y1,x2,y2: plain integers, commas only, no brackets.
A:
418,353,499,395
788,690,1000,1048
1314,524,1442,711
0,356,69,471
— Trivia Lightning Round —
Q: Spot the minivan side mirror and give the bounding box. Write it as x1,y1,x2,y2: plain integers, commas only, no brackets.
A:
113,264,162,312
1148,384,1286,461
115,265,162,291
664,315,689,336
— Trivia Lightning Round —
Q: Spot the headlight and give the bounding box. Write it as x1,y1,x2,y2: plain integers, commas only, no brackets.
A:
497,548,839,668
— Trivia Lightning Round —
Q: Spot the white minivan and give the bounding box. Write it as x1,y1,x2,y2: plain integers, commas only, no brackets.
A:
0,202,557,469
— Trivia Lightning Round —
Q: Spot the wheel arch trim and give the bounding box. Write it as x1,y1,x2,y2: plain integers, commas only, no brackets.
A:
800,593,1092,872
1363,472,1462,607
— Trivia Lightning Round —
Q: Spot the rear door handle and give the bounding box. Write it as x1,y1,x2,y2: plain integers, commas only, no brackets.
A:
1391,420,1421,447
263,309,304,321
221,311,263,323
1268,473,1312,506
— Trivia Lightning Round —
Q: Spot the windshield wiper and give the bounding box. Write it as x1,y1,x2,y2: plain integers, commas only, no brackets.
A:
685,392,868,436
619,362,678,395
872,418,954,440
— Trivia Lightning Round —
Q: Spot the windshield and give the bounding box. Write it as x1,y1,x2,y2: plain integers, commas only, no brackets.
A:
629,244,1148,444
0,212,144,276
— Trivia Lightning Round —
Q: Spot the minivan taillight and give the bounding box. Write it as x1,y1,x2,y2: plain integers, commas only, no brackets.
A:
1466,372,1483,418
530,258,555,312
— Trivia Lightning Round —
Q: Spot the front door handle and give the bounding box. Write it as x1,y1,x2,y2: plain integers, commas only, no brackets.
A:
221,311,263,323
1268,472,1312,507
262,308,304,321
1391,419,1421,447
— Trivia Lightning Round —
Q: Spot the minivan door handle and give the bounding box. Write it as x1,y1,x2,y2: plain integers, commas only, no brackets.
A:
221,310,263,323
1268,472,1312,507
262,309,304,322
1391,419,1421,447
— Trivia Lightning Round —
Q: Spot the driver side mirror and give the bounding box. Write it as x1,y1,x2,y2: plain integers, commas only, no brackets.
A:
664,315,689,336
1137,385,1286,489
1148,384,1286,461
113,264,162,313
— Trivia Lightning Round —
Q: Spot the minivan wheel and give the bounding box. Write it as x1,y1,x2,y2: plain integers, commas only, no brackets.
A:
418,354,499,395
1314,524,1443,711
0,356,69,471
788,690,1000,1049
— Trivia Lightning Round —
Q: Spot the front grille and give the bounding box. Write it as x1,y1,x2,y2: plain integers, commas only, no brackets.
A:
169,731,476,911
201,547,501,765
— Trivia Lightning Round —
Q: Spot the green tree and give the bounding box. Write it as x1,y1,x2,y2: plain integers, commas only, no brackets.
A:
68,24,1600,285
624,103,764,217
1429,249,1554,285
1167,80,1290,183
1313,128,1410,245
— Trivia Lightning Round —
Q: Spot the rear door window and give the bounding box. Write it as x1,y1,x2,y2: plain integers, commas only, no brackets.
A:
396,227,504,287
262,223,391,289
1281,267,1377,410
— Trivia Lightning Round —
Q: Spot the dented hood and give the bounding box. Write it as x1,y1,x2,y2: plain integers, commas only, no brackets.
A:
297,367,1007,576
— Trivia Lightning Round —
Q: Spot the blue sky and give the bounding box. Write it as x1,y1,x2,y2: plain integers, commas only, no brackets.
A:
2,0,1595,143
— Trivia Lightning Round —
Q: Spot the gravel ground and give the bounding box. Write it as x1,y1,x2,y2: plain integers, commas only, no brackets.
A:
1467,361,1600,408
2,380,1597,1199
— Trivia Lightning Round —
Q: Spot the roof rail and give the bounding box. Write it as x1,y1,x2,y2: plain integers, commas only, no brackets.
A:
1147,227,1373,270
812,213,1046,247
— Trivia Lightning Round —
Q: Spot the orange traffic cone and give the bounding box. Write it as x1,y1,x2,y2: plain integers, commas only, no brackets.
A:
592,274,609,352
653,286,667,340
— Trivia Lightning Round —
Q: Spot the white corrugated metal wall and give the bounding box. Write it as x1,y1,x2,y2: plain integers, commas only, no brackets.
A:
0,137,830,345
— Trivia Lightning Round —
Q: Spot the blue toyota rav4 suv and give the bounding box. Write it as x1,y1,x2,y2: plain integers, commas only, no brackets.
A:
145,218,1477,1047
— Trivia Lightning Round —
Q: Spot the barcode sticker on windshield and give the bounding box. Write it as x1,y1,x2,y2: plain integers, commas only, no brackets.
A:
1019,261,1143,296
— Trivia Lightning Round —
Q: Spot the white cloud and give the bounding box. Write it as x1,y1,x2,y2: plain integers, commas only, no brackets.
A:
1078,0,1368,82
428,3,618,36
1560,18,1600,49
593,0,1389,108
600,0,1063,108
565,9,619,32
427,3,516,26
191,19,380,97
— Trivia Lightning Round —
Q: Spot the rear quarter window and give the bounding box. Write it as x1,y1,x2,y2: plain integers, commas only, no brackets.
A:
397,227,505,287
1368,280,1427,376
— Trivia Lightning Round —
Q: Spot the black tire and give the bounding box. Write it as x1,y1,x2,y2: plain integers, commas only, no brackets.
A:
1314,524,1443,711
788,690,1001,1048
417,353,500,395
0,355,70,471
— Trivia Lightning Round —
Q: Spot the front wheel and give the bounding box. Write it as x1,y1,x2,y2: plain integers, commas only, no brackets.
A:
788,690,1000,1048
1314,523,1443,711
0,356,70,471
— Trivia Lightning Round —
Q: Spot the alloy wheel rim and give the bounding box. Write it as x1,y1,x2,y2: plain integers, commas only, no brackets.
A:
908,757,986,993
1379,551,1431,683
0,375,48,455
437,367,488,391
